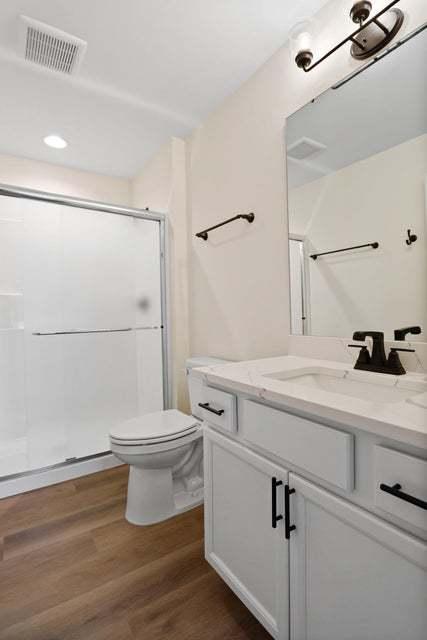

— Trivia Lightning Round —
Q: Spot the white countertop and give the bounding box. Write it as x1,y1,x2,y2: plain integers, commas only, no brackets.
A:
194,355,427,449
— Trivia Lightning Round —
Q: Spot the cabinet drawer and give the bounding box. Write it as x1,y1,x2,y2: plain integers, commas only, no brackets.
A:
374,446,427,532
199,386,237,433
241,400,354,491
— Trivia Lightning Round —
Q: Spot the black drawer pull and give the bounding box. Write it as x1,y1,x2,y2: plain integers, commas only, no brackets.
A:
272,477,283,528
380,483,427,511
198,402,224,416
285,485,296,539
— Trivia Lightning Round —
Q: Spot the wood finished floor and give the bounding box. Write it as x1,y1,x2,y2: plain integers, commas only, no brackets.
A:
0,466,271,640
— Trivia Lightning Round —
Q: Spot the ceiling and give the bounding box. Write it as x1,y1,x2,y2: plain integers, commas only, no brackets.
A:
287,27,427,189
0,0,329,178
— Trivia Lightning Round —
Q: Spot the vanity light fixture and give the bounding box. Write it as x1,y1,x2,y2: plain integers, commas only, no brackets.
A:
43,134,68,149
292,0,404,72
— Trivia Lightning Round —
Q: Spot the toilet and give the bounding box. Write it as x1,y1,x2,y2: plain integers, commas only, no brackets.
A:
109,356,228,525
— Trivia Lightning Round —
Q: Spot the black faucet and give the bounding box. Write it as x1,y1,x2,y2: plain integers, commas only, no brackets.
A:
349,331,415,375
394,326,421,341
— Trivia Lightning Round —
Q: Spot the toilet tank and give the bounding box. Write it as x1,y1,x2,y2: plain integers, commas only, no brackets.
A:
186,356,231,420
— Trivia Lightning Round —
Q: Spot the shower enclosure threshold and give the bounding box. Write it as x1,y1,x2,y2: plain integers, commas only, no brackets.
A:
0,451,121,499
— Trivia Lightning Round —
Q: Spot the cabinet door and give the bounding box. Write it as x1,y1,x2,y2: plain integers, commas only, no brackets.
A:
204,428,289,640
289,473,427,640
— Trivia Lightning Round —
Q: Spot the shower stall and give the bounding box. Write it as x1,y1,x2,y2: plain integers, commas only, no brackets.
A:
0,185,168,495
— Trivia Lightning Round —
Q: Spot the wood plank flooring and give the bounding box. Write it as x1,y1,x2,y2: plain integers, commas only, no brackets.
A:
0,466,271,639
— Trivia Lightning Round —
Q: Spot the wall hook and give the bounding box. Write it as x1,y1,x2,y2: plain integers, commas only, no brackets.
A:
406,229,417,245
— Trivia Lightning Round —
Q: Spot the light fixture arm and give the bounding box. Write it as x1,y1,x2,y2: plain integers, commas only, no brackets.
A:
298,0,403,72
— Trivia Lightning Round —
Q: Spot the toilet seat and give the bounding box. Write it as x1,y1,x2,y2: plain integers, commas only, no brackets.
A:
110,429,202,457
110,409,200,447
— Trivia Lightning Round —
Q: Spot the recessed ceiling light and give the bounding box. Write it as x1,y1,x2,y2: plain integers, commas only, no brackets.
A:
43,135,68,149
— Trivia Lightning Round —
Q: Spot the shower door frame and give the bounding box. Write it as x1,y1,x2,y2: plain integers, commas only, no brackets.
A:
0,183,171,496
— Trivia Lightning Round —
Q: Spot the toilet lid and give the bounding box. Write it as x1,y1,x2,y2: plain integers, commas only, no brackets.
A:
110,409,199,442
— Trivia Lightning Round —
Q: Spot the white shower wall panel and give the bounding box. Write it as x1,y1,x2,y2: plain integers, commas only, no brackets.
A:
0,196,27,475
0,219,23,295
0,329,27,475
0,197,25,333
0,195,24,223
0,330,26,437
22,200,63,333
24,333,66,471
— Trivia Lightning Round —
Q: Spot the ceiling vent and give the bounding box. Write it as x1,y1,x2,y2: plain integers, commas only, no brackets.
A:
19,15,87,75
287,137,326,161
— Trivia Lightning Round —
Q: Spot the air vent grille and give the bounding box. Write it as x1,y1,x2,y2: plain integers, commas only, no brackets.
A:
288,137,327,161
20,15,87,75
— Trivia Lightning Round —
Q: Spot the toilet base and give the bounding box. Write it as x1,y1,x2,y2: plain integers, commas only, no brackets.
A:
125,465,203,526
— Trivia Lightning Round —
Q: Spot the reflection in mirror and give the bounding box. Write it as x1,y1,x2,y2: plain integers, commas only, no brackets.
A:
286,28,427,341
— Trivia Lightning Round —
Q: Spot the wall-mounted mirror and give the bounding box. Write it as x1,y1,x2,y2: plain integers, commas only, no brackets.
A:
286,28,426,342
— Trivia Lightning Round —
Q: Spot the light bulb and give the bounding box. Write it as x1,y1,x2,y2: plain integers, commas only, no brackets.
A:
289,19,314,70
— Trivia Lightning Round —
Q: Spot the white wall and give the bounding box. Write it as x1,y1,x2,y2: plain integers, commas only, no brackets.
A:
132,138,191,411
187,0,426,361
0,153,131,205
128,0,426,403
131,145,172,212
289,135,427,339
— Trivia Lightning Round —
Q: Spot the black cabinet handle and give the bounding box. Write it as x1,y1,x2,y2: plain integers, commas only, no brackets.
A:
198,402,224,416
380,483,427,511
272,477,283,528
285,485,296,539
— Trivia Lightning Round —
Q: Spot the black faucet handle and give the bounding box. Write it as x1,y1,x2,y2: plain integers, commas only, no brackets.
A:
386,349,407,375
387,347,415,375
348,344,371,366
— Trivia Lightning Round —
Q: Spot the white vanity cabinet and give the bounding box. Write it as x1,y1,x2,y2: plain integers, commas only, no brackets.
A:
289,474,427,640
203,394,427,640
204,428,290,639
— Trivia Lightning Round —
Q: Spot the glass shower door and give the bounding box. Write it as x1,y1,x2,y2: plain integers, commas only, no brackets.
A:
56,207,163,461
0,193,164,477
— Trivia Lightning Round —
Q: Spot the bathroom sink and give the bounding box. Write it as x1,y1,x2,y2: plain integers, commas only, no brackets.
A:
263,367,427,404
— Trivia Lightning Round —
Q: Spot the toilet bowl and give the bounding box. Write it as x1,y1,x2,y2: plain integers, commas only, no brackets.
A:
110,410,203,525
110,356,229,525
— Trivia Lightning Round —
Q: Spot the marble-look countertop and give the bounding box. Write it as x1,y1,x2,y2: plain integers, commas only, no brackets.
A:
194,355,427,450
